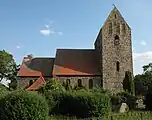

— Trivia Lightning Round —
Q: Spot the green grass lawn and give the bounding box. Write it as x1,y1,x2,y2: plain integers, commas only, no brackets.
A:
49,111,152,120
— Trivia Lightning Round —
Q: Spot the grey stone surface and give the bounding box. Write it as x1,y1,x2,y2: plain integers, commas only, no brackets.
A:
95,7,133,93
119,103,129,113
56,76,101,88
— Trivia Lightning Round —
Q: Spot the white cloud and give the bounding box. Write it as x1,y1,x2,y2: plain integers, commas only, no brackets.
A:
58,32,63,35
45,24,50,28
140,40,147,46
133,51,152,74
133,51,152,61
40,29,55,36
16,45,21,49
40,19,63,36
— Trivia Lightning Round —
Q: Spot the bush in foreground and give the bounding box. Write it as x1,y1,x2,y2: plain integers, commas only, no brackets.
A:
111,91,137,111
0,85,10,99
0,90,49,120
46,90,111,118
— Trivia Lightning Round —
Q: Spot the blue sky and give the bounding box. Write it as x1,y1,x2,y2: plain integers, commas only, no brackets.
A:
0,0,152,75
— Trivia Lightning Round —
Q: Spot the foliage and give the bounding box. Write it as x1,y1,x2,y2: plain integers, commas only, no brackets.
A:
62,81,72,91
111,91,137,111
38,78,66,93
134,63,152,96
144,87,152,110
0,84,10,99
0,90,49,120
0,50,19,82
73,84,87,91
43,91,57,114
134,74,147,95
89,87,110,94
123,71,135,96
143,63,152,74
117,91,137,109
45,90,111,118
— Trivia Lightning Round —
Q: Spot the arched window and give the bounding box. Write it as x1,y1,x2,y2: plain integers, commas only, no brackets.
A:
116,61,120,71
109,23,112,35
29,80,33,86
116,23,120,34
66,79,70,85
114,35,120,45
122,23,126,34
89,79,93,89
78,79,82,87
115,14,117,18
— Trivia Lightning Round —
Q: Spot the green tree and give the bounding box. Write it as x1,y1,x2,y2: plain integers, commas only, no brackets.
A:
0,50,19,82
38,78,65,93
123,71,134,95
134,63,152,95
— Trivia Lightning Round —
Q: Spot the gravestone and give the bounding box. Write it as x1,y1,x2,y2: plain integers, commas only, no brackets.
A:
119,103,129,113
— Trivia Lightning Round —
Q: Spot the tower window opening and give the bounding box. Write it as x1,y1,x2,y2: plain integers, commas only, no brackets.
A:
114,35,120,45
109,23,112,35
115,14,117,18
116,61,120,71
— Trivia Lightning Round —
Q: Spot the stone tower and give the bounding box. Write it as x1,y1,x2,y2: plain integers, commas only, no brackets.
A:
95,7,133,93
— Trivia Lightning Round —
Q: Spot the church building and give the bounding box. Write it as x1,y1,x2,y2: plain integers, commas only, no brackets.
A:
17,7,133,93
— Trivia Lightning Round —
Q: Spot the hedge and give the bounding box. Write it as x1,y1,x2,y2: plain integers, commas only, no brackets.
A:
0,85,10,99
0,90,49,120
45,90,111,118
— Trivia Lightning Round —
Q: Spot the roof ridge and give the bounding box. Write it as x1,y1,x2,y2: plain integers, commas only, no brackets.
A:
32,57,55,59
57,49,95,50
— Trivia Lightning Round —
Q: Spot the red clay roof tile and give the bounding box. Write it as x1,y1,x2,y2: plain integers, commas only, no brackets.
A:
17,57,54,77
26,76,46,91
53,49,101,76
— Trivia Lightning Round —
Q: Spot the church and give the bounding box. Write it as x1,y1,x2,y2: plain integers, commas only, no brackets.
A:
17,7,133,93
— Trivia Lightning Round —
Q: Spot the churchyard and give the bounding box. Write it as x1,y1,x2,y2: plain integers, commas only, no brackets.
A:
1,50,152,119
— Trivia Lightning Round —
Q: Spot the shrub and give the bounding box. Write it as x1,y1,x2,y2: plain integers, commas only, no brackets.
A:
0,90,49,120
38,78,65,93
144,88,152,110
111,91,137,111
0,85,10,99
123,71,135,96
46,90,111,118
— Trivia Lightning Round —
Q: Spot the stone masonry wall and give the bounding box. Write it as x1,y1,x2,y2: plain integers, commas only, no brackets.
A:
18,77,51,89
55,76,101,89
18,76,101,89
96,8,133,93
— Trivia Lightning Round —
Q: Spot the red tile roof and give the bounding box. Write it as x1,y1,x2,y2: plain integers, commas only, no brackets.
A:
17,57,54,77
26,76,46,91
53,49,101,76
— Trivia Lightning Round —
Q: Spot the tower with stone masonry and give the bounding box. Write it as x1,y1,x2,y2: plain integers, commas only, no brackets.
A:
94,7,133,93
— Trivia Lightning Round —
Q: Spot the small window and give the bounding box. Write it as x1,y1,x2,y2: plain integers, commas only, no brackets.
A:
114,35,120,45
78,79,82,87
66,79,70,85
29,80,34,86
116,23,120,34
116,61,120,71
109,23,112,35
122,23,126,34
115,14,117,18
89,79,93,89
